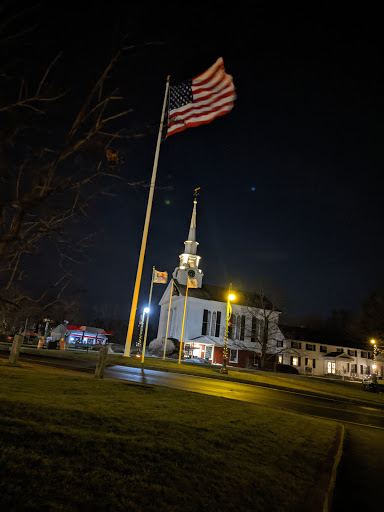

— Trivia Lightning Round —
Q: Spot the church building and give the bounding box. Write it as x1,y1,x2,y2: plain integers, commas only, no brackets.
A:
151,196,285,369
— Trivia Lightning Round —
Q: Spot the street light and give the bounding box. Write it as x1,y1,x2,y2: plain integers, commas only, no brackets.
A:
220,284,235,375
136,307,150,357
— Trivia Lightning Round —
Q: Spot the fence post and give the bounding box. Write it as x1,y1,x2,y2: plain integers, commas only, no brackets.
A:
8,334,23,364
94,345,108,379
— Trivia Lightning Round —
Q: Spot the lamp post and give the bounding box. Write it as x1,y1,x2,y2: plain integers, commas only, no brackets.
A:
137,307,149,358
220,284,235,375
371,339,378,374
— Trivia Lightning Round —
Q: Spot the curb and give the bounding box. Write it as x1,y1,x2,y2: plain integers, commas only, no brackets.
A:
300,423,345,512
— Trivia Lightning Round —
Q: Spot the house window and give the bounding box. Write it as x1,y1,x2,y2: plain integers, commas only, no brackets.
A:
305,358,316,368
240,315,245,341
251,316,257,342
306,343,315,351
276,339,283,347
361,351,368,358
367,352,373,360
360,365,364,374
229,349,238,363
351,363,357,373
201,310,211,336
320,345,327,353
336,348,344,353
278,355,283,364
215,312,221,337
291,341,301,349
327,361,336,374
348,349,357,357
291,356,301,366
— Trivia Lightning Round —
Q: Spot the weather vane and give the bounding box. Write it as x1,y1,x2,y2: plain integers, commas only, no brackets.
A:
193,187,200,199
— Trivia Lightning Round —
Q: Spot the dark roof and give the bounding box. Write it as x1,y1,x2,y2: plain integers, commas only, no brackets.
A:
280,325,366,350
173,281,276,310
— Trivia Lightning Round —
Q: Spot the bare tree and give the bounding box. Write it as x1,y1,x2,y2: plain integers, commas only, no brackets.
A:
227,288,285,370
0,7,154,315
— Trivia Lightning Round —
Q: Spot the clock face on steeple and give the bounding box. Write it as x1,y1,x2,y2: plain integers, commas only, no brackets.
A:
188,269,196,278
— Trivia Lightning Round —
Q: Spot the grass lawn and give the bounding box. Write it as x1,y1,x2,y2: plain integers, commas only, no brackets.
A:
0,362,338,511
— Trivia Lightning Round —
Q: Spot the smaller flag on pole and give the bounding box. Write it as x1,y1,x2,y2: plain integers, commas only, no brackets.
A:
153,269,168,284
187,276,198,288
167,57,236,137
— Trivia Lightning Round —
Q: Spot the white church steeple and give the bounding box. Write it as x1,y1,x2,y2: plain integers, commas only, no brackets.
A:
172,189,204,288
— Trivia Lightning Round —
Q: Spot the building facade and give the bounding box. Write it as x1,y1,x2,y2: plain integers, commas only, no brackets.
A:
281,326,383,378
152,196,285,368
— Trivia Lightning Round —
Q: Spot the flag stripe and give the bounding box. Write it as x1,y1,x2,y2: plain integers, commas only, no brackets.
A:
168,105,234,136
169,87,235,119
167,57,235,137
192,57,225,84
168,90,235,130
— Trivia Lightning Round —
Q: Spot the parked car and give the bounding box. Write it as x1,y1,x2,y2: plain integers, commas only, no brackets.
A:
182,357,211,365
362,375,384,393
276,364,299,375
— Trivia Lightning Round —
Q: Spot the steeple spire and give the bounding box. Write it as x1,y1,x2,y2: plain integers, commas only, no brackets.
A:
172,188,204,288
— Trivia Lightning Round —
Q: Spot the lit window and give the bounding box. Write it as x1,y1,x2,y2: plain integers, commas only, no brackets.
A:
292,357,299,366
278,355,283,364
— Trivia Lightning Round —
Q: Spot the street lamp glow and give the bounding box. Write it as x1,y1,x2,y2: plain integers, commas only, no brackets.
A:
228,293,236,301
144,307,150,314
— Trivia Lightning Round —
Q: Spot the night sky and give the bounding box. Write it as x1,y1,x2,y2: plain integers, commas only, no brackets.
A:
7,3,383,325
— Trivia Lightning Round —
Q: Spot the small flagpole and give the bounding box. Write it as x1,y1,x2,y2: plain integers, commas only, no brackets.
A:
141,267,155,364
124,76,170,357
162,279,174,360
178,281,189,364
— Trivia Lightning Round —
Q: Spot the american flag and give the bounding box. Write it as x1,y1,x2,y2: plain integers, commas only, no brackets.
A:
167,58,236,137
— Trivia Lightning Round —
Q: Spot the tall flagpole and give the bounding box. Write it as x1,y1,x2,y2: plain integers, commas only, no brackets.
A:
124,76,170,357
178,281,189,364
141,267,155,364
162,279,174,360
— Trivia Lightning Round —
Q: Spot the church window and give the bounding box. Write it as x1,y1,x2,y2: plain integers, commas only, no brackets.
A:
240,315,245,341
169,309,174,337
210,312,217,336
202,309,211,336
251,316,257,342
236,315,241,340
215,311,221,337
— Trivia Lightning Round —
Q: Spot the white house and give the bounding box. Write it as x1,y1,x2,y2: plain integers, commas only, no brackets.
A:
280,326,383,378
150,196,285,369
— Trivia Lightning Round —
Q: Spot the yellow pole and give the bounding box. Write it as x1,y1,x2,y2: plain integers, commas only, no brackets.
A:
162,279,174,360
141,267,155,364
178,282,189,364
124,77,170,357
